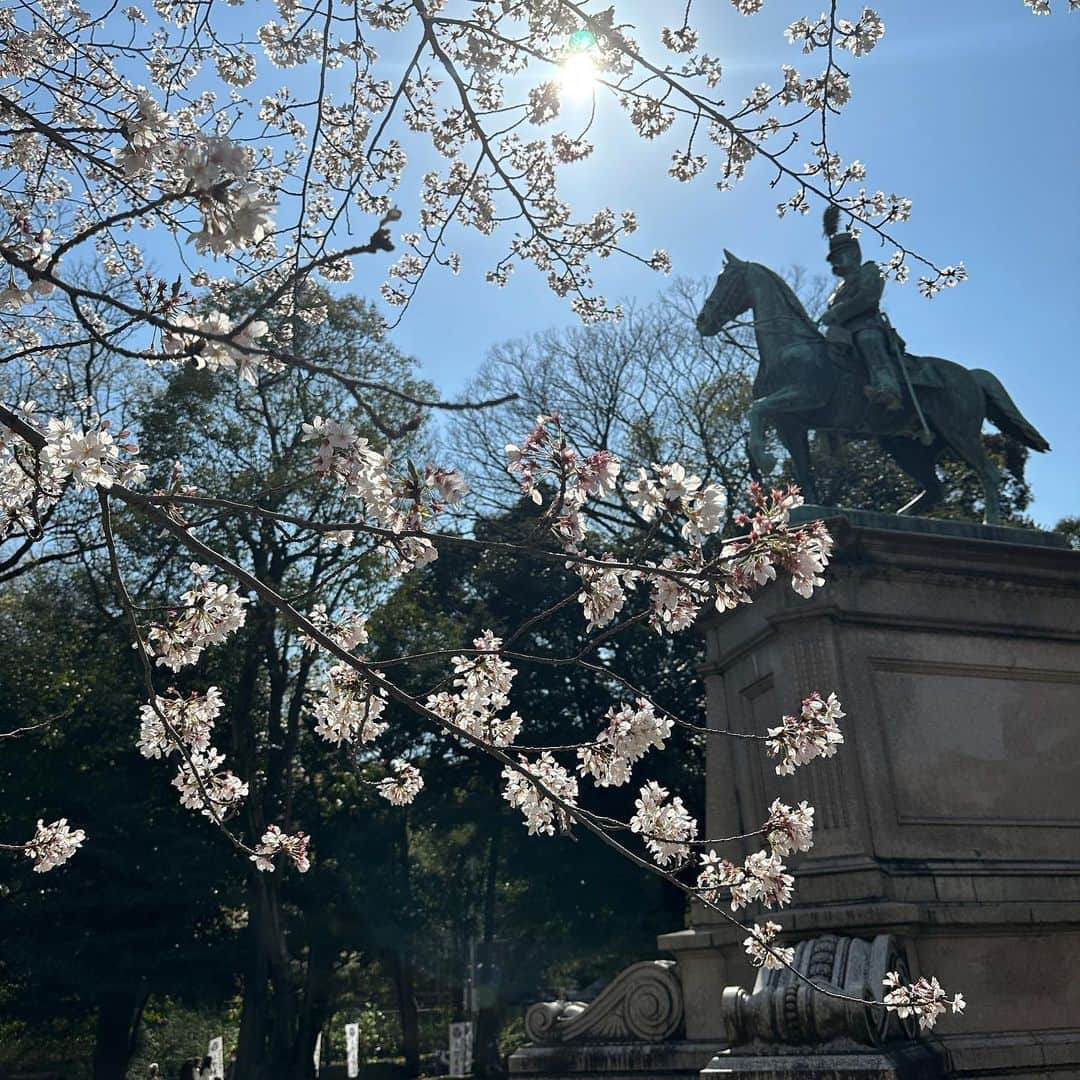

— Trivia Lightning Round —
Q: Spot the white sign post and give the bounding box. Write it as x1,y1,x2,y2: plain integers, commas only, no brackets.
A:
207,1037,224,1080
345,1022,360,1078
449,1021,474,1078
313,1031,323,1076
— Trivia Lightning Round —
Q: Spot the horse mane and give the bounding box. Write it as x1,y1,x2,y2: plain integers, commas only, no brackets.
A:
746,263,821,338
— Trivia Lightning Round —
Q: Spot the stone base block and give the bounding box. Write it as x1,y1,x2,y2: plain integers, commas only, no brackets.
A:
507,1041,721,1080
937,1029,1080,1078
702,1045,945,1080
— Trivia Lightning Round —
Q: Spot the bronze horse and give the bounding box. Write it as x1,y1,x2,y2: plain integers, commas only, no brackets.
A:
695,252,1050,524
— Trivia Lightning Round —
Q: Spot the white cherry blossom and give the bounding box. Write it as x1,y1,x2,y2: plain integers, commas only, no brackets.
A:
251,825,312,873
744,921,795,970
630,781,698,866
376,762,425,806
883,972,966,1030
502,753,579,837
24,818,86,873
578,699,673,787
766,692,845,776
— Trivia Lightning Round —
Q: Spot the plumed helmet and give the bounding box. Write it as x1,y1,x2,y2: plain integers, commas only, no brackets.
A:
827,232,861,263
823,205,861,263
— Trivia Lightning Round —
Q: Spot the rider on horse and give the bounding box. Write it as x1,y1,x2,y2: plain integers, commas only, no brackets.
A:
819,210,904,412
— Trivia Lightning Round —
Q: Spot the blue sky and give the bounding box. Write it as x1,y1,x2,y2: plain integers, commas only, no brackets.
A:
381,2,1080,528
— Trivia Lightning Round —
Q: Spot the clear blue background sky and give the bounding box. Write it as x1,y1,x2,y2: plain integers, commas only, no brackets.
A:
380,2,1079,527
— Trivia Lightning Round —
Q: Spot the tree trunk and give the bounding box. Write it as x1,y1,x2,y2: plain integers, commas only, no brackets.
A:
389,946,421,1077
235,897,271,1077
92,986,141,1080
290,933,335,1080
236,875,297,1080
474,825,503,1077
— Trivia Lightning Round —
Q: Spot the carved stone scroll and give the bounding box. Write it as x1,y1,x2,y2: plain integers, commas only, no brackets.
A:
524,961,684,1044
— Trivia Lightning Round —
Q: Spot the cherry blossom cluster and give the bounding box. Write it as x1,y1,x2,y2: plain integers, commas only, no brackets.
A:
729,484,834,599
250,825,312,874
688,703,829,915
303,415,466,575
159,312,272,386
0,222,55,309
310,664,388,747
22,818,86,874
697,847,795,911
882,972,966,1030
137,687,224,760
1,402,63,540
629,781,699,867
783,7,886,57
135,572,250,819
917,262,968,299
765,692,845,775
763,798,815,857
172,748,250,819
302,604,370,654
506,412,621,545
145,563,248,672
625,462,728,544
743,921,795,970
426,631,523,748
42,418,126,492
1024,0,1080,13
576,556,638,632
501,753,580,837
638,486,833,632
503,424,833,638
577,699,673,787
506,416,725,553
376,762,426,807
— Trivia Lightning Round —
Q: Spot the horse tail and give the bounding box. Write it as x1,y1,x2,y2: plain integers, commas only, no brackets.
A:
971,369,1051,452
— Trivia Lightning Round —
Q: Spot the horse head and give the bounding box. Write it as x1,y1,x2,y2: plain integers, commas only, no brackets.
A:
696,250,752,336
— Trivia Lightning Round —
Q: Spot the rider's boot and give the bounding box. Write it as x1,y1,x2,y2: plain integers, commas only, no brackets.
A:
857,330,903,411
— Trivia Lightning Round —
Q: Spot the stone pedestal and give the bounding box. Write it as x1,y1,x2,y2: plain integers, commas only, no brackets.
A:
659,509,1080,1075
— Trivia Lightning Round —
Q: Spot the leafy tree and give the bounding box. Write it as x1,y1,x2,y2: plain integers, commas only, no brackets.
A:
783,431,1036,527
0,574,242,1080
1055,517,1080,550
127,289,437,1077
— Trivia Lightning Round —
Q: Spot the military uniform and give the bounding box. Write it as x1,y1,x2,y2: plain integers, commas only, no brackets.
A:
819,233,902,410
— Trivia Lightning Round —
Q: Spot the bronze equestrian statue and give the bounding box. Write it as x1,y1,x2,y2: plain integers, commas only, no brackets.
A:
695,222,1049,525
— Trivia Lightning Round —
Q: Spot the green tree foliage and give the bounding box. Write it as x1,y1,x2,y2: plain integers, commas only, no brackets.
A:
0,575,242,1080
127,287,437,1079
1054,517,1080,550
788,432,1036,526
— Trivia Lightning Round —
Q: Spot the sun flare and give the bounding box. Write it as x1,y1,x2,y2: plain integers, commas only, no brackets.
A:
559,51,597,100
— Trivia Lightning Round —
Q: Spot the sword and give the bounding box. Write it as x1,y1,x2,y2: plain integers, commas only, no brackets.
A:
884,316,933,446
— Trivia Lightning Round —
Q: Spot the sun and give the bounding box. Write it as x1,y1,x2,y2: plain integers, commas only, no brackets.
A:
559,51,597,99
559,29,599,101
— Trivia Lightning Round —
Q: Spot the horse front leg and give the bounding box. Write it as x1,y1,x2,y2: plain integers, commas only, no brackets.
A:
748,387,817,481
776,418,817,504
747,400,778,476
